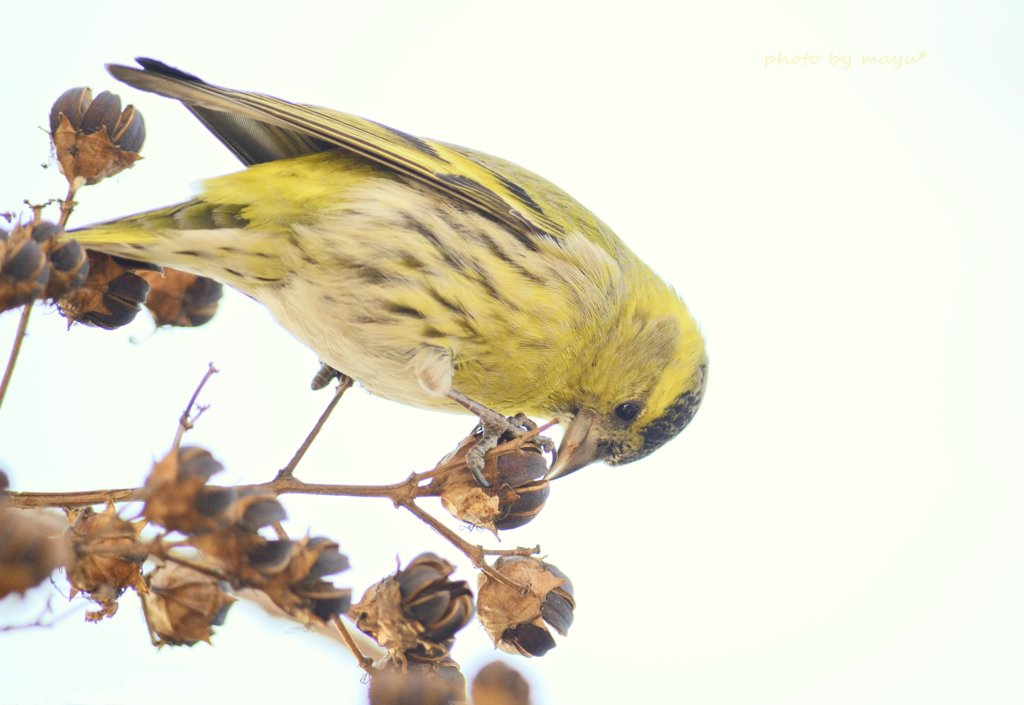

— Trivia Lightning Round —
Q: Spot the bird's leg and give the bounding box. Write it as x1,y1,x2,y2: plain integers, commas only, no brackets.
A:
446,390,525,488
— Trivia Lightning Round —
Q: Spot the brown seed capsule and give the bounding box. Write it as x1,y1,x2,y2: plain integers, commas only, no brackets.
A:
0,221,91,305
0,223,51,312
246,535,352,624
0,507,70,598
28,221,62,244
351,553,474,663
188,492,287,583
493,480,550,531
140,269,223,327
65,504,148,621
142,446,227,534
49,86,145,186
436,432,551,533
396,553,475,645
143,562,236,646
43,238,90,298
471,661,532,705
57,252,150,329
369,658,467,705
232,492,288,531
49,87,92,135
476,557,575,658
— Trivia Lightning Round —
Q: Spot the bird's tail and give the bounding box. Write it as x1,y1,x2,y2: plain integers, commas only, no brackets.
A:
70,213,169,270
70,203,286,289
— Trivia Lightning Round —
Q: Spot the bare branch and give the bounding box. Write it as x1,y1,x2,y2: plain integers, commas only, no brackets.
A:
171,363,219,450
277,374,353,480
0,303,33,408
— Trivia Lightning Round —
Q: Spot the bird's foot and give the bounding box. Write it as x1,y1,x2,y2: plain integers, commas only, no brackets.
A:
464,405,512,488
448,390,552,487
310,362,343,391
507,413,556,454
463,411,555,487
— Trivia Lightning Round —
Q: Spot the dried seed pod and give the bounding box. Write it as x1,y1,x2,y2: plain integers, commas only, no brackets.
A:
369,657,467,705
57,253,150,329
436,431,551,533
0,222,51,312
250,535,352,623
190,526,267,585
232,492,288,531
351,553,474,663
476,557,575,657
293,576,353,623
43,238,89,298
140,269,222,327
49,87,92,135
142,446,227,534
0,220,91,305
186,490,287,583
29,221,62,244
65,504,148,621
471,661,532,705
0,507,70,598
143,562,235,646
396,553,474,645
141,445,344,618
49,86,144,186
79,91,123,136
491,480,549,531
247,539,296,575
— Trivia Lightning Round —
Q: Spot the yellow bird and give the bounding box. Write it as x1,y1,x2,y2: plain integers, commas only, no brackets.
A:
72,58,707,481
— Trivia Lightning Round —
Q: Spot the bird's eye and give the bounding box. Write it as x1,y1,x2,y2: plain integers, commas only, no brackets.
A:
614,401,643,422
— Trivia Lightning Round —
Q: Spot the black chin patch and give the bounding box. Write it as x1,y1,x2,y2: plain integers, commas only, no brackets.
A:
621,361,707,465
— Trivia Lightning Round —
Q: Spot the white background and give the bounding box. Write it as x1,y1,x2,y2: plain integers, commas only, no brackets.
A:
1,1,1022,703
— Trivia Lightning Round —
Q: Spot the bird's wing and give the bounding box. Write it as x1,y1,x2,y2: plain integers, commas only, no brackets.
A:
108,58,618,253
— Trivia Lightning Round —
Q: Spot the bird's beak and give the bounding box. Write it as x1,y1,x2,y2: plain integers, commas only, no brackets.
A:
546,408,602,480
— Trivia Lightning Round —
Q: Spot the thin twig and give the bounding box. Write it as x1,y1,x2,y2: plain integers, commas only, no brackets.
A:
6,486,143,508
277,375,353,480
271,521,289,541
158,552,232,583
239,588,384,658
397,499,524,591
57,182,80,228
482,545,541,557
0,303,33,408
0,596,86,632
6,417,548,594
332,614,375,673
8,475,534,590
172,363,219,450
3,423,550,508
4,475,419,509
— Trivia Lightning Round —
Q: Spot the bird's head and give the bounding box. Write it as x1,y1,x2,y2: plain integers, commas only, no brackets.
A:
547,291,707,479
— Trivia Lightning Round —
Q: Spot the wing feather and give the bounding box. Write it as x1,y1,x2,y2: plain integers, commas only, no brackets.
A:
108,59,619,249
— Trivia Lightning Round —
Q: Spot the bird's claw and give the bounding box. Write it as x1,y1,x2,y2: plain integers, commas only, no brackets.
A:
465,411,556,487
465,443,491,487
466,411,513,487
507,413,555,454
